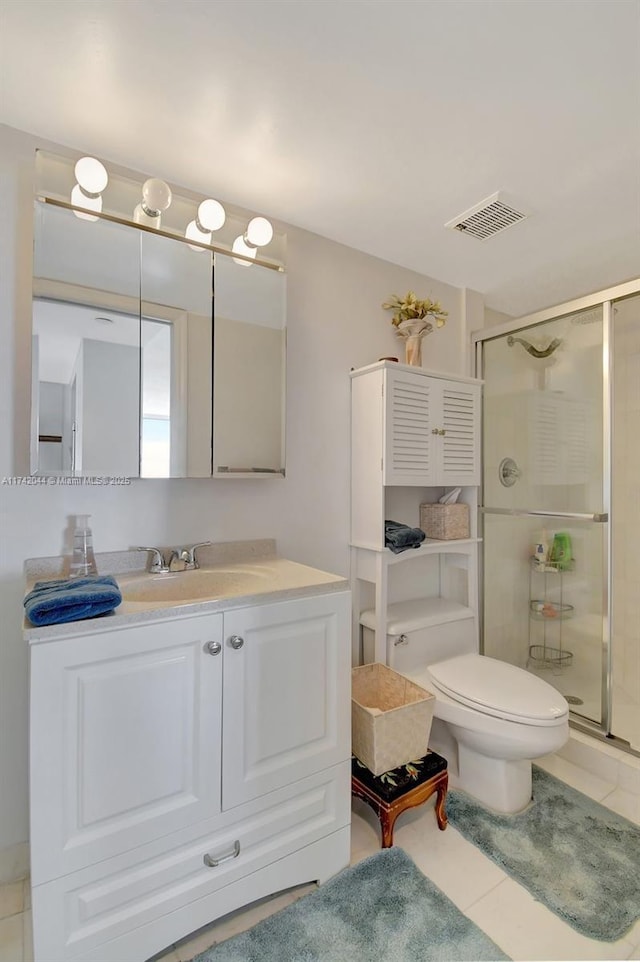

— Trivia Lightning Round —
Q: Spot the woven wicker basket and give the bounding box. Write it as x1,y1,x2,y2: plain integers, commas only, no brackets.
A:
420,502,470,540
352,663,434,776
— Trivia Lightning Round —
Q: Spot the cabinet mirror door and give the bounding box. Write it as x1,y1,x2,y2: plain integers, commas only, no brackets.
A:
32,202,143,477
213,253,286,476
139,230,213,477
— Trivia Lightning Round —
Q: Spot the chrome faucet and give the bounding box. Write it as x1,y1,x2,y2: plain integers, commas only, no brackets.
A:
135,546,178,574
178,542,212,570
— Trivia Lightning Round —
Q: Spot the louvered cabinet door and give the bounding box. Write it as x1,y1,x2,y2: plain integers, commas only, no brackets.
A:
439,380,481,485
384,370,437,485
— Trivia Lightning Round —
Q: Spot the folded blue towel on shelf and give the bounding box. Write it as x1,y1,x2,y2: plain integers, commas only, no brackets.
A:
24,575,122,627
385,519,426,554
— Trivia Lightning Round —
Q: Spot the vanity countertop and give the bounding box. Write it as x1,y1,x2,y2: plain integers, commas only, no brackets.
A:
23,540,349,643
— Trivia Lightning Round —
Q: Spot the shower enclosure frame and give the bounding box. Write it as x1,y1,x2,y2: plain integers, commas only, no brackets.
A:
472,277,640,745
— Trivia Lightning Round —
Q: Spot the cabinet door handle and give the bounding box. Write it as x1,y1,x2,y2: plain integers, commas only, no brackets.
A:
431,428,439,435
228,635,244,650
203,840,240,867
204,641,221,656
438,428,446,436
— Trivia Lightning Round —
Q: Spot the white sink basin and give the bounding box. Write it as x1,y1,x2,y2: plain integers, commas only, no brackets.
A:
119,566,273,604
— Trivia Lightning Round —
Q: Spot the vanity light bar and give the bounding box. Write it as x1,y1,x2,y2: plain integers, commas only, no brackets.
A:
37,194,285,273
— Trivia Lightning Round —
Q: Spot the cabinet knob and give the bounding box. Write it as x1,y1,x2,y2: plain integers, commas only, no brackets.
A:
228,635,244,650
431,428,439,435
438,428,446,436
204,641,221,656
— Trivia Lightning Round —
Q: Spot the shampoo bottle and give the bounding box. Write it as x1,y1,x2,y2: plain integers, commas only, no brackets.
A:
70,514,98,578
550,532,572,571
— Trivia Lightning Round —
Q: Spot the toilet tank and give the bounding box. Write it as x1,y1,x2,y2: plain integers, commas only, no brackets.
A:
361,600,476,674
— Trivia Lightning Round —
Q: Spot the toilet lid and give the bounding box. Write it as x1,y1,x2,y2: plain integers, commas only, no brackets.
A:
428,654,568,724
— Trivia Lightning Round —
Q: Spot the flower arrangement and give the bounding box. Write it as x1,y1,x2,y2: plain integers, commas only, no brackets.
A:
382,292,448,331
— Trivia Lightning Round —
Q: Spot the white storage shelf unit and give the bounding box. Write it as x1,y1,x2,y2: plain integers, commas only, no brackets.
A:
350,361,482,666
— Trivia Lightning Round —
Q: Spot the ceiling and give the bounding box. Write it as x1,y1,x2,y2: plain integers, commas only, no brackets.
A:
1,0,639,317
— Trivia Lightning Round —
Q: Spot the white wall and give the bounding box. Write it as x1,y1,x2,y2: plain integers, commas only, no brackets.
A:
0,123,480,861
484,306,512,329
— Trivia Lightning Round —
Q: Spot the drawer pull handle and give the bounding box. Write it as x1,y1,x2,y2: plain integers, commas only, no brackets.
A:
203,840,241,867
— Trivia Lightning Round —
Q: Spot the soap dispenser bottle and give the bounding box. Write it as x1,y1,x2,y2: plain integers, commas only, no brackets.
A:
70,514,98,578
533,529,549,568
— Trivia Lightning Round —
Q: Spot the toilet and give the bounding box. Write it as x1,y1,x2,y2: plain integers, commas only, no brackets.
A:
360,610,569,814
405,654,568,813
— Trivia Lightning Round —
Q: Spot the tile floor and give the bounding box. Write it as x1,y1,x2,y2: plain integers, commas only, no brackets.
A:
1,748,638,962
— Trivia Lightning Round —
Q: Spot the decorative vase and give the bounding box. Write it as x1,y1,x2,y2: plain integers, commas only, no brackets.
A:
395,318,432,367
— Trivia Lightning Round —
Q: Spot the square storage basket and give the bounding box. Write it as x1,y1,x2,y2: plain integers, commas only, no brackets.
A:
351,663,435,776
420,502,470,540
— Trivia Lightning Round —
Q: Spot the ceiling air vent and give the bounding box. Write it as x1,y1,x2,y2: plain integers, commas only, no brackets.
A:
445,192,528,240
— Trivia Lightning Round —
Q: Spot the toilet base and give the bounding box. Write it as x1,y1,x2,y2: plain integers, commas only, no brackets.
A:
457,744,532,814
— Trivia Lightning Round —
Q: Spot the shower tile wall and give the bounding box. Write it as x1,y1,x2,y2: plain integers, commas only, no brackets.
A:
612,295,640,750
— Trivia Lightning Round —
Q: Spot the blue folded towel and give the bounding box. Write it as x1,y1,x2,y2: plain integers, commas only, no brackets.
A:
24,575,122,627
385,519,426,554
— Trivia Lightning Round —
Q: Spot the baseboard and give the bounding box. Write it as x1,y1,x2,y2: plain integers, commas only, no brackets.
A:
558,730,640,796
0,840,29,884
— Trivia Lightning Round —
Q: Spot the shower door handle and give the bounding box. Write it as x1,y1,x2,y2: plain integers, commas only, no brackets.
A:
481,508,608,522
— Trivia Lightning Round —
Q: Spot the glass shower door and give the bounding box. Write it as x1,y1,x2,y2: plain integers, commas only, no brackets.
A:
481,305,608,727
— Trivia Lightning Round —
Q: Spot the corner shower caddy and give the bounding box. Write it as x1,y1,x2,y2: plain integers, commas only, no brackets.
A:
527,559,574,669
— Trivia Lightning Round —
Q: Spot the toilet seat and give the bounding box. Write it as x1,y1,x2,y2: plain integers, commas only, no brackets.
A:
428,654,568,727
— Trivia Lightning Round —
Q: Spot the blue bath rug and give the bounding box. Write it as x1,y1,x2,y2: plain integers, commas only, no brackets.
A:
446,765,640,941
191,847,509,961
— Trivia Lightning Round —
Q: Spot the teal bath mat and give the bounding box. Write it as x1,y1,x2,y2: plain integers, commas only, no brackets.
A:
446,765,640,941
192,847,509,961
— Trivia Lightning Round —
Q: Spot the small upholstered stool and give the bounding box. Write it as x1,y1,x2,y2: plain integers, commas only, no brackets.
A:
351,751,448,848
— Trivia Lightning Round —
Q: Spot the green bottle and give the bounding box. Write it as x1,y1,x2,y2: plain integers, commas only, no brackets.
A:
550,532,572,571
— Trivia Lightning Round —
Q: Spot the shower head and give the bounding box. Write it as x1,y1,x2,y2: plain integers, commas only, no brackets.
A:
571,309,601,326
507,334,563,358
570,307,618,326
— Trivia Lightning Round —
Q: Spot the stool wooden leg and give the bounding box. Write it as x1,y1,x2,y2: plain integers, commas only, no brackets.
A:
435,777,448,830
380,809,398,848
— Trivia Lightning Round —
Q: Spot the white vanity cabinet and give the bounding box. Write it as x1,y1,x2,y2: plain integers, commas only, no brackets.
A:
350,361,482,665
222,596,350,808
28,588,351,962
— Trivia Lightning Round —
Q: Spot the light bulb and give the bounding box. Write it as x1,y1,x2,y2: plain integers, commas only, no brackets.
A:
71,183,102,221
244,216,273,248
185,219,211,251
133,203,158,227
232,234,257,266
141,178,172,216
197,198,225,232
74,156,108,195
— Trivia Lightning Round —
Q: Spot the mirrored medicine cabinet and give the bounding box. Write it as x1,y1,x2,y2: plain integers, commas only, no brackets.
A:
30,170,286,479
